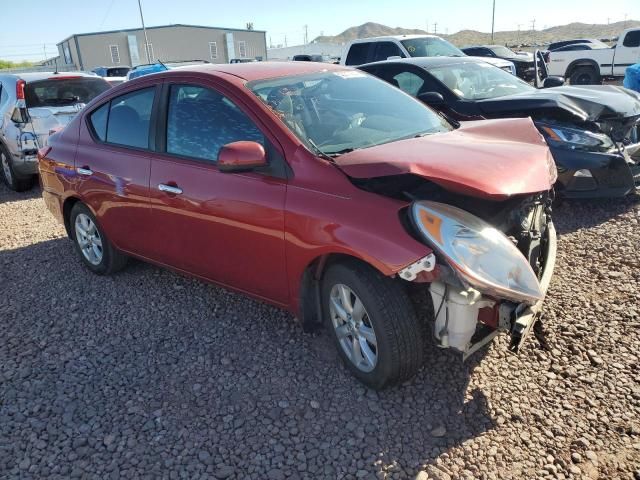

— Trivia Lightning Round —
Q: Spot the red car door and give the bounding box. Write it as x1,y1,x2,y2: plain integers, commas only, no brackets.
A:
146,83,289,305
75,85,159,255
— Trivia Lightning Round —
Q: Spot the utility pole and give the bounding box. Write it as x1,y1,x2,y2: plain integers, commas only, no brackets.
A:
491,0,496,43
304,25,308,44
42,44,47,62
624,13,628,29
517,24,521,44
433,22,438,34
530,19,536,45
137,0,151,62
285,35,288,47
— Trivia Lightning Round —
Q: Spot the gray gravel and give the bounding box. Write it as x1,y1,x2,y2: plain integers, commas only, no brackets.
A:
1,182,639,479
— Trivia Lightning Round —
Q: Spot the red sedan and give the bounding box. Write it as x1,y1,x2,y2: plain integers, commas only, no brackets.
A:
39,62,557,389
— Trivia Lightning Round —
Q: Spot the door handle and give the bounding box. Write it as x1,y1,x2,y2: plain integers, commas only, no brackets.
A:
77,167,93,176
158,183,183,195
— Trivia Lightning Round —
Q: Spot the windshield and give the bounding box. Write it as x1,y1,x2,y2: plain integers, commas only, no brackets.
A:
489,46,518,58
401,37,465,58
25,78,110,108
429,62,533,100
247,71,451,155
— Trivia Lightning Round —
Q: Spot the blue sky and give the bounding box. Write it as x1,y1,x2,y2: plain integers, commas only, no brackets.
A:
1,0,637,61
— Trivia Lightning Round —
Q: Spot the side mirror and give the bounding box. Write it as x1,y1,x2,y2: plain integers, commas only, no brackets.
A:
417,91,445,105
542,76,565,88
217,141,267,172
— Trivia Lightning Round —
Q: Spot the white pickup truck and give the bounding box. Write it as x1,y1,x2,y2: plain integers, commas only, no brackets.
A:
547,27,640,84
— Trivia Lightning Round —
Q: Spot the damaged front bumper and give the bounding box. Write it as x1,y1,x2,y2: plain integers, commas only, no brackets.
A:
427,221,557,359
553,145,639,198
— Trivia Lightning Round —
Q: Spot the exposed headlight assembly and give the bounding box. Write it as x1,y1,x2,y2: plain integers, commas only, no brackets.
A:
411,201,543,305
538,123,614,152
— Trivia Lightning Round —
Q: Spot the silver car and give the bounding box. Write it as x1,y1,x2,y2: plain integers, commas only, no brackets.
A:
0,72,111,191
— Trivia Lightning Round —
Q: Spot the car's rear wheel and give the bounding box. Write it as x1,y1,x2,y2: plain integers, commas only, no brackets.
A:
70,203,127,275
0,146,33,192
569,66,600,85
322,261,424,390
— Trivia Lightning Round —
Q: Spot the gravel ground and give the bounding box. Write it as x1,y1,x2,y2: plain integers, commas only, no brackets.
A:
1,182,639,480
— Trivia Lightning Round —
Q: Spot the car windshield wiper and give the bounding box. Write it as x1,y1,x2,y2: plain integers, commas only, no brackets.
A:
325,147,356,156
307,138,336,162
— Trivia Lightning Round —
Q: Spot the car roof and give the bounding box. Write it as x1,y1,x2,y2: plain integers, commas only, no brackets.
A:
158,61,350,81
0,71,99,82
350,35,440,43
359,56,489,69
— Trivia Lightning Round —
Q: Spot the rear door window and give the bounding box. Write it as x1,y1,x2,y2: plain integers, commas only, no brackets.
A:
345,43,372,65
106,88,155,149
623,31,640,48
24,77,110,108
372,42,404,62
392,71,425,96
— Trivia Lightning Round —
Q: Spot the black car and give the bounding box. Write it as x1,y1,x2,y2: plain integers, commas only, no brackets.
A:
462,45,535,81
360,57,640,198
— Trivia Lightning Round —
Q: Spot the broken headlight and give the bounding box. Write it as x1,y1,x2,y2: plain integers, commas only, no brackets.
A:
538,123,614,152
411,201,543,305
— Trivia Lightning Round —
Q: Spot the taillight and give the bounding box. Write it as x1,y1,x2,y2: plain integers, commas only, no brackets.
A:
37,146,52,160
16,79,26,100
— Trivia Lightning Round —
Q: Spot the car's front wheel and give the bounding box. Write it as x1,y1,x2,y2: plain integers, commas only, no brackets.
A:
0,146,33,192
70,202,127,275
322,261,424,390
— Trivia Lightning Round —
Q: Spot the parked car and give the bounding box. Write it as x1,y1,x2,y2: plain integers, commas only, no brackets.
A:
547,38,607,52
360,57,640,198
551,43,600,52
462,45,535,81
126,60,210,80
91,66,131,86
547,27,640,84
340,35,517,75
39,62,557,389
292,54,327,62
0,72,111,191
229,58,257,64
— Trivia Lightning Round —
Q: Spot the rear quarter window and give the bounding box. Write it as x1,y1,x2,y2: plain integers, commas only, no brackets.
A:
89,103,109,141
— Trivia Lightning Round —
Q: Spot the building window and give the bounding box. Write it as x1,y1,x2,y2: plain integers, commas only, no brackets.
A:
209,42,218,60
63,42,72,64
110,45,120,64
238,41,247,58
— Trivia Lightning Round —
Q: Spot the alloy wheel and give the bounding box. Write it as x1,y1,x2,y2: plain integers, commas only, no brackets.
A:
329,284,378,372
75,213,103,265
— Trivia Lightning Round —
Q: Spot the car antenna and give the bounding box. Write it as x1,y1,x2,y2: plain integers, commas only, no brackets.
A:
156,59,167,70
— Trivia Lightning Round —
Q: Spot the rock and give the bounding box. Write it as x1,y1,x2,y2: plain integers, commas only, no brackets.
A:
571,452,582,463
310,400,320,409
585,450,598,463
430,425,447,438
214,465,235,479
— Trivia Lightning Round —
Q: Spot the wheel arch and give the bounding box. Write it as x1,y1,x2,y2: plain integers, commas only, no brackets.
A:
62,195,84,238
296,252,398,332
564,58,599,78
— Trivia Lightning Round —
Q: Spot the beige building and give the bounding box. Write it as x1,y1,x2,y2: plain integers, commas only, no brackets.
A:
56,24,267,71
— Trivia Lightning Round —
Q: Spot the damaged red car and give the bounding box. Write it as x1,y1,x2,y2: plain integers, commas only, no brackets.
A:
39,63,557,389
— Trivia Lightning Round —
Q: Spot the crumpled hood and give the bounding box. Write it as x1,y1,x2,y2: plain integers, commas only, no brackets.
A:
477,85,640,122
335,117,556,200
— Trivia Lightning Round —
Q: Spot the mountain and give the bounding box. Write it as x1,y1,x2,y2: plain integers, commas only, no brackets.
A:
313,20,640,47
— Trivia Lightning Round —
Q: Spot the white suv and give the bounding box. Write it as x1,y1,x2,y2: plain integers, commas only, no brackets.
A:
341,35,516,75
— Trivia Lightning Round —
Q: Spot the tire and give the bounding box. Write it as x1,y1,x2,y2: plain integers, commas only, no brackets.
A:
70,202,127,275
569,66,600,85
0,145,34,192
321,261,424,390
